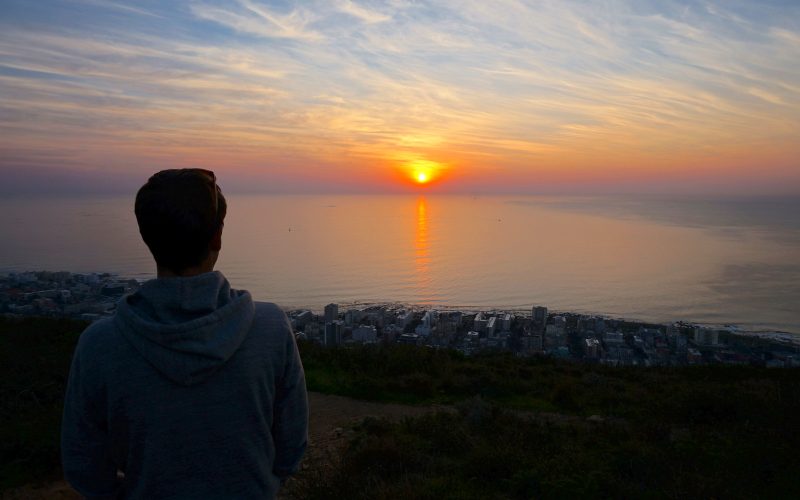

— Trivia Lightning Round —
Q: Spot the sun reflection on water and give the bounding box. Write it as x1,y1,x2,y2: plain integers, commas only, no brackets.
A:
414,196,434,303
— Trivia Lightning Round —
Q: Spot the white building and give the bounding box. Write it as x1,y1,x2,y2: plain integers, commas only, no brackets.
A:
421,310,437,328
693,327,719,346
398,310,414,328
584,338,601,359
353,325,377,343
486,316,496,337
501,313,512,332
603,331,625,346
474,312,488,333
294,310,313,328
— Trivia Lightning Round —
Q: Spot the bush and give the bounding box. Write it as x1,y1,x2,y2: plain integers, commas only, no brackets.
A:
0,316,87,490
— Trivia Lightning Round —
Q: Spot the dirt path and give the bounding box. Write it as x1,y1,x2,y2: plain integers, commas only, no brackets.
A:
279,392,454,499
307,391,452,435
2,392,450,500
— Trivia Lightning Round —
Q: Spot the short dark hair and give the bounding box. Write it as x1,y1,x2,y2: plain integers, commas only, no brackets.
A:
135,169,227,274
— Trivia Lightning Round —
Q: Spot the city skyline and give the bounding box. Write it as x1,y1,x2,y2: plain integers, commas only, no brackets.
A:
1,0,799,195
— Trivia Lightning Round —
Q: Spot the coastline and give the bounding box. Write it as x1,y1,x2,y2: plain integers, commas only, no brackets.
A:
300,299,800,345
2,269,799,347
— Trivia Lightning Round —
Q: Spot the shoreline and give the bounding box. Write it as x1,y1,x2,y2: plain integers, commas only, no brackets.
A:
2,269,799,346
290,299,800,346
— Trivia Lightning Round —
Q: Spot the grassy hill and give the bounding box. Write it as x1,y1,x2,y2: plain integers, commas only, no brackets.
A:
297,342,800,498
2,316,799,498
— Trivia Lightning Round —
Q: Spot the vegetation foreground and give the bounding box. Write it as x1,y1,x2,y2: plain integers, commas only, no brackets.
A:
2,316,800,498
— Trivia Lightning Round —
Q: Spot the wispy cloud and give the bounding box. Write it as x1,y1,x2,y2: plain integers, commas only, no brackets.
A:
191,1,323,41
74,0,164,19
335,0,390,24
0,0,799,192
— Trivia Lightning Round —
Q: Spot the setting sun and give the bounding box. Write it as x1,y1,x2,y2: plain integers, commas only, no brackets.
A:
405,159,443,186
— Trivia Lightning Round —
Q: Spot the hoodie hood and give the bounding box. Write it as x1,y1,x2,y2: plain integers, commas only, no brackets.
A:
115,271,254,386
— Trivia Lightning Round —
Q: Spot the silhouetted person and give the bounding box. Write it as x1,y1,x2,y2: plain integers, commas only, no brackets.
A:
62,169,308,498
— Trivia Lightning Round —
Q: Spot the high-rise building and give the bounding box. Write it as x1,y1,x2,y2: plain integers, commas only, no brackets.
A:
438,312,461,340
324,320,343,346
398,310,414,328
421,310,435,328
531,306,548,334
532,306,548,323
324,303,338,323
501,313,513,332
486,316,496,337
474,312,488,333
553,315,567,334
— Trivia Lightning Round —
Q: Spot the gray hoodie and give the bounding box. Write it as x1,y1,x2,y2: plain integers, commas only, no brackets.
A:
61,271,308,499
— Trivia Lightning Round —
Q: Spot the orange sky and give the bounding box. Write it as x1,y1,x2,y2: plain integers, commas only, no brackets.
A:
1,1,799,195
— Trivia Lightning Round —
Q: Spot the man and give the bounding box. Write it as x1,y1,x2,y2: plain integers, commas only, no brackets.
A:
62,169,308,499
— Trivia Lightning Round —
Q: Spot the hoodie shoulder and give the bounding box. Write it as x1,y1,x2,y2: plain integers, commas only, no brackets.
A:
76,317,122,354
250,303,301,383
254,302,292,336
69,317,130,383
253,301,288,321
251,302,293,341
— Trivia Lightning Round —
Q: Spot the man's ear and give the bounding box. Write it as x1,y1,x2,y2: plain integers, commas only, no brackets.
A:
210,225,223,252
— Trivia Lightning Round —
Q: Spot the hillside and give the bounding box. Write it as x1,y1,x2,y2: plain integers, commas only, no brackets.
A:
2,316,799,498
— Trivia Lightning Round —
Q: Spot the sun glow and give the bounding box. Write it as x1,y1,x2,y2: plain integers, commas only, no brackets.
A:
406,159,443,186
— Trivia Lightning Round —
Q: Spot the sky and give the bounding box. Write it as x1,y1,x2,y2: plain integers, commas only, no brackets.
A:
0,0,799,195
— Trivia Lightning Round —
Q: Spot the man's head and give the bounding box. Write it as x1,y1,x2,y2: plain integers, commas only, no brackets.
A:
135,169,227,276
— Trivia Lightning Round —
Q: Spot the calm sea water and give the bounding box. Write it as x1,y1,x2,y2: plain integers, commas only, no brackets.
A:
1,194,798,335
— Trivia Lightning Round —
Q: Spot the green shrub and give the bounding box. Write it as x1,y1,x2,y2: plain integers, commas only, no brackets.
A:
0,316,87,490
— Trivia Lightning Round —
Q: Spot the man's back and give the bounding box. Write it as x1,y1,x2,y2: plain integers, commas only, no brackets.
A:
61,271,308,499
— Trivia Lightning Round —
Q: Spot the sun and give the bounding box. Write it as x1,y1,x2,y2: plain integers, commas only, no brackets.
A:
406,159,441,185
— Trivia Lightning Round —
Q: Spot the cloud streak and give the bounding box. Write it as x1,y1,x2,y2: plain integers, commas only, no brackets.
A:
0,0,798,193
191,1,324,41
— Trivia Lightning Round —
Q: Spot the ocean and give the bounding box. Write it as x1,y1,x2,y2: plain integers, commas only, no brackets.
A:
1,193,798,335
